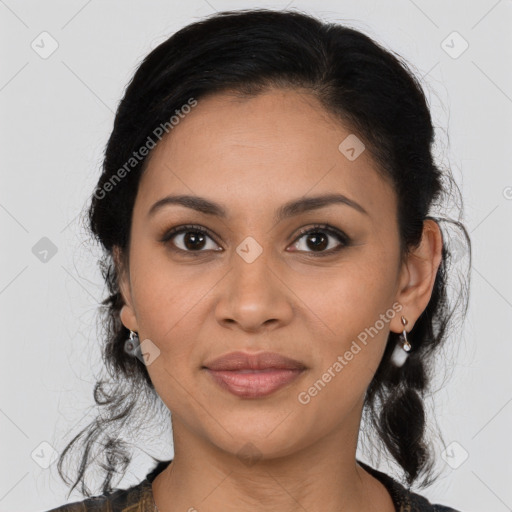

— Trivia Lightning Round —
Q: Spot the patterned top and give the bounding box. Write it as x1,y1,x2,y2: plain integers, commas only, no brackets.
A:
45,459,461,512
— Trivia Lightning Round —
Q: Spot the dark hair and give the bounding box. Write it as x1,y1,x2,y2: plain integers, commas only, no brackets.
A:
57,8,471,498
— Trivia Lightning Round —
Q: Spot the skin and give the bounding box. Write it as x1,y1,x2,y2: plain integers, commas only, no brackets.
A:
115,88,443,512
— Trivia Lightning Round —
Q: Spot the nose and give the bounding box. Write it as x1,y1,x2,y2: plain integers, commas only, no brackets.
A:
214,247,294,333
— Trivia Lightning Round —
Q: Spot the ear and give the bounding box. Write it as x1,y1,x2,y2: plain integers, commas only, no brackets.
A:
392,219,443,333
113,245,139,332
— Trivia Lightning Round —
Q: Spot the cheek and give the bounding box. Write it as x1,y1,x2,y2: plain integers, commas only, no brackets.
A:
130,266,204,411
129,246,210,334
126,257,192,370
295,254,396,338
291,255,398,396
294,270,396,426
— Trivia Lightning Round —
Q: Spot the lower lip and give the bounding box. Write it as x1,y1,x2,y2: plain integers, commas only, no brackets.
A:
204,368,305,398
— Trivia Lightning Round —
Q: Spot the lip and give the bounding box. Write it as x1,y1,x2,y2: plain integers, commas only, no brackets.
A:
202,351,307,399
203,351,306,371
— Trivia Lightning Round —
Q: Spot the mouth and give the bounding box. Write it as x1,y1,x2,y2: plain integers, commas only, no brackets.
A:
202,351,307,399
204,367,306,398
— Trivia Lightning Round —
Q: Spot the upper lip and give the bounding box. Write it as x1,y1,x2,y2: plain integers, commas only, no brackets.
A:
203,351,306,371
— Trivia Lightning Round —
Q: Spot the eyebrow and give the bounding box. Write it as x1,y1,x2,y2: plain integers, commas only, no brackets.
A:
147,193,369,222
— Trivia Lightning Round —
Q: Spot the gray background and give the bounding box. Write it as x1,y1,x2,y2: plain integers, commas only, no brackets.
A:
1,1,511,511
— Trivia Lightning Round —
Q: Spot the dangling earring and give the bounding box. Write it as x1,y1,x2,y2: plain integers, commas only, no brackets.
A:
124,329,140,356
390,316,412,367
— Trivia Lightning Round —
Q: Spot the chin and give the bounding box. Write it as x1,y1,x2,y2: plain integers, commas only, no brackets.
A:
202,419,310,463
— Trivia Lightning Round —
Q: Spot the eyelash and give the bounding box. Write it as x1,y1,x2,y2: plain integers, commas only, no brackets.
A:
159,223,351,257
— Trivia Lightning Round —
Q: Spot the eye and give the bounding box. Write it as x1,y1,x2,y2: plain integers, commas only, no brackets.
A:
159,223,350,257
289,224,350,256
160,224,221,254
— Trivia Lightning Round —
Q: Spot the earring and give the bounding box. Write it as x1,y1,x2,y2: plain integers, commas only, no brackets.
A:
390,316,412,367
124,329,140,356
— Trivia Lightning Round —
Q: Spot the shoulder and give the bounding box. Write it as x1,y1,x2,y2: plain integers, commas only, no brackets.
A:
404,487,462,512
42,479,153,512
44,459,172,512
392,479,462,512
357,459,462,512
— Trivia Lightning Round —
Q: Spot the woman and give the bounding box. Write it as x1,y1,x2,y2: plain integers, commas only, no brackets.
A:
47,8,470,512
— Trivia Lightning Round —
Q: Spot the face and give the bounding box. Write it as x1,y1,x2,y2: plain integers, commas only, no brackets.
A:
117,88,414,460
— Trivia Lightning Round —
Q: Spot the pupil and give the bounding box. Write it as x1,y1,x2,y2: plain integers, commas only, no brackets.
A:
307,232,327,251
185,231,206,250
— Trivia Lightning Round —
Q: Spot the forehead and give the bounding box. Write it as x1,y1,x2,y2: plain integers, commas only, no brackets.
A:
136,88,395,221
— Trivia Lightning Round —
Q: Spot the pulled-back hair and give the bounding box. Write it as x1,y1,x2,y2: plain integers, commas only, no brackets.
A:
57,8,471,498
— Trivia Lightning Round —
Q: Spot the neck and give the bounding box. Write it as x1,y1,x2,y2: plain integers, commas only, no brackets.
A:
152,413,395,512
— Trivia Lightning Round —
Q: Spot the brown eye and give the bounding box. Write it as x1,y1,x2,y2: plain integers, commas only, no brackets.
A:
160,225,221,253
289,224,350,256
180,231,208,250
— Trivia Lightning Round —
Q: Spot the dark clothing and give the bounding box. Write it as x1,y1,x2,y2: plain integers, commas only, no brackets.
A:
45,458,461,511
